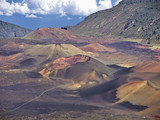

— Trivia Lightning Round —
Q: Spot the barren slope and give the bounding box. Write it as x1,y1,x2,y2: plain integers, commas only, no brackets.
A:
38,54,114,89
69,0,160,44
79,43,116,52
80,61,160,118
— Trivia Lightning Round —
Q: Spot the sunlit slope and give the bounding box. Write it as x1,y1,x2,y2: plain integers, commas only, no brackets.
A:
79,43,116,52
69,0,160,44
80,61,160,118
21,44,86,67
23,27,91,43
38,54,114,89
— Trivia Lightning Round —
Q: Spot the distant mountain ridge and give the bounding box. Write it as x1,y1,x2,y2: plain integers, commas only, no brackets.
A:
69,0,160,44
121,0,158,4
0,20,32,38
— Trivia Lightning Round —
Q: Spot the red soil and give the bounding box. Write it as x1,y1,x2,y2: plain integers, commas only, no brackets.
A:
23,27,79,42
39,55,89,77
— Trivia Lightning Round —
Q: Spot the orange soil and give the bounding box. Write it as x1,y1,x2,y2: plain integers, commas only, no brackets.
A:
131,62,160,72
116,80,160,115
0,53,22,64
0,64,16,69
39,55,89,77
3,42,29,49
0,53,22,70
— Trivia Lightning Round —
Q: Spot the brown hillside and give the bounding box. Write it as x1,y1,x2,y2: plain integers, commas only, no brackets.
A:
80,62,160,118
23,27,101,43
39,54,114,89
0,53,23,69
0,44,87,69
116,80,160,115
20,44,86,67
130,62,160,73
3,42,29,49
79,43,116,52
69,0,160,44
23,27,76,41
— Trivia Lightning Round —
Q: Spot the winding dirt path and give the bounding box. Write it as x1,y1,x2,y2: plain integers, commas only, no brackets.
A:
0,83,73,114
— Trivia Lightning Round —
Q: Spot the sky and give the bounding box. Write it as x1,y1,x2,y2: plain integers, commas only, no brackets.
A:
0,0,122,30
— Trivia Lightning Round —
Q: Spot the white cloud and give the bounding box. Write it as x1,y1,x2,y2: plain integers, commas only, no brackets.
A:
0,0,112,17
98,0,112,11
25,14,37,18
115,0,122,6
67,17,71,20
78,16,82,19
0,11,3,15
0,0,30,16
